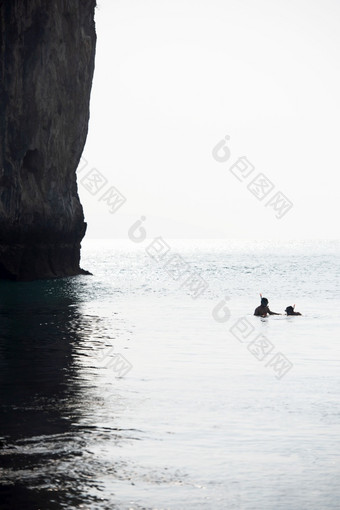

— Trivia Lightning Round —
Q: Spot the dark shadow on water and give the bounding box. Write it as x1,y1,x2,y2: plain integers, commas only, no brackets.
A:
0,277,108,509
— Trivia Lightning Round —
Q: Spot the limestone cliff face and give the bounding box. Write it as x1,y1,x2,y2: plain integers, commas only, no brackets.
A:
0,0,96,280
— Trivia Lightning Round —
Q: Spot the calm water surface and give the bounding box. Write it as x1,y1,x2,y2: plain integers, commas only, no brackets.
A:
1,240,340,509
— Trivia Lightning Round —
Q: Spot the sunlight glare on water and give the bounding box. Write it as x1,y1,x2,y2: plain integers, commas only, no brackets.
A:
1,239,340,509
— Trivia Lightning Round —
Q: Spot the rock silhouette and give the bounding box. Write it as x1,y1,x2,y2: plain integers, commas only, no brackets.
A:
0,0,96,280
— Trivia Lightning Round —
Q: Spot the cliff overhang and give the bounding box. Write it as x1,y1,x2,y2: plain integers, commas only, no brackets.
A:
0,0,96,280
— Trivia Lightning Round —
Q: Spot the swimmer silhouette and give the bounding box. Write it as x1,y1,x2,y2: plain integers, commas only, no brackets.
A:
254,296,281,317
285,305,302,316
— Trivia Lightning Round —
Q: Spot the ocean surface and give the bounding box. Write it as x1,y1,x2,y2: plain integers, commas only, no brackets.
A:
1,239,340,510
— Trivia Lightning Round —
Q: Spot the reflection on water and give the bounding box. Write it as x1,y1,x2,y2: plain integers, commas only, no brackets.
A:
1,242,340,510
0,278,116,509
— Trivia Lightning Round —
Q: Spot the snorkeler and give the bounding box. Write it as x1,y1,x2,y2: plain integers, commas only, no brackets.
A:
254,296,281,317
285,305,302,316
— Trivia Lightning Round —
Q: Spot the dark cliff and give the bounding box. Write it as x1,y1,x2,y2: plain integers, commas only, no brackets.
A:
0,0,96,280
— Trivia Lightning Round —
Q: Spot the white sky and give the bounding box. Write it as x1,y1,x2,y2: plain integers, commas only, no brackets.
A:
79,0,340,240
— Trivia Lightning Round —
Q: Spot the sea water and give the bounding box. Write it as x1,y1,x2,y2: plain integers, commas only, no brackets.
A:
0,239,340,509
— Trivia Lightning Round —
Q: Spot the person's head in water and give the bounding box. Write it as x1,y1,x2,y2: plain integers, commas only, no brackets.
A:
261,297,268,307
285,305,302,316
